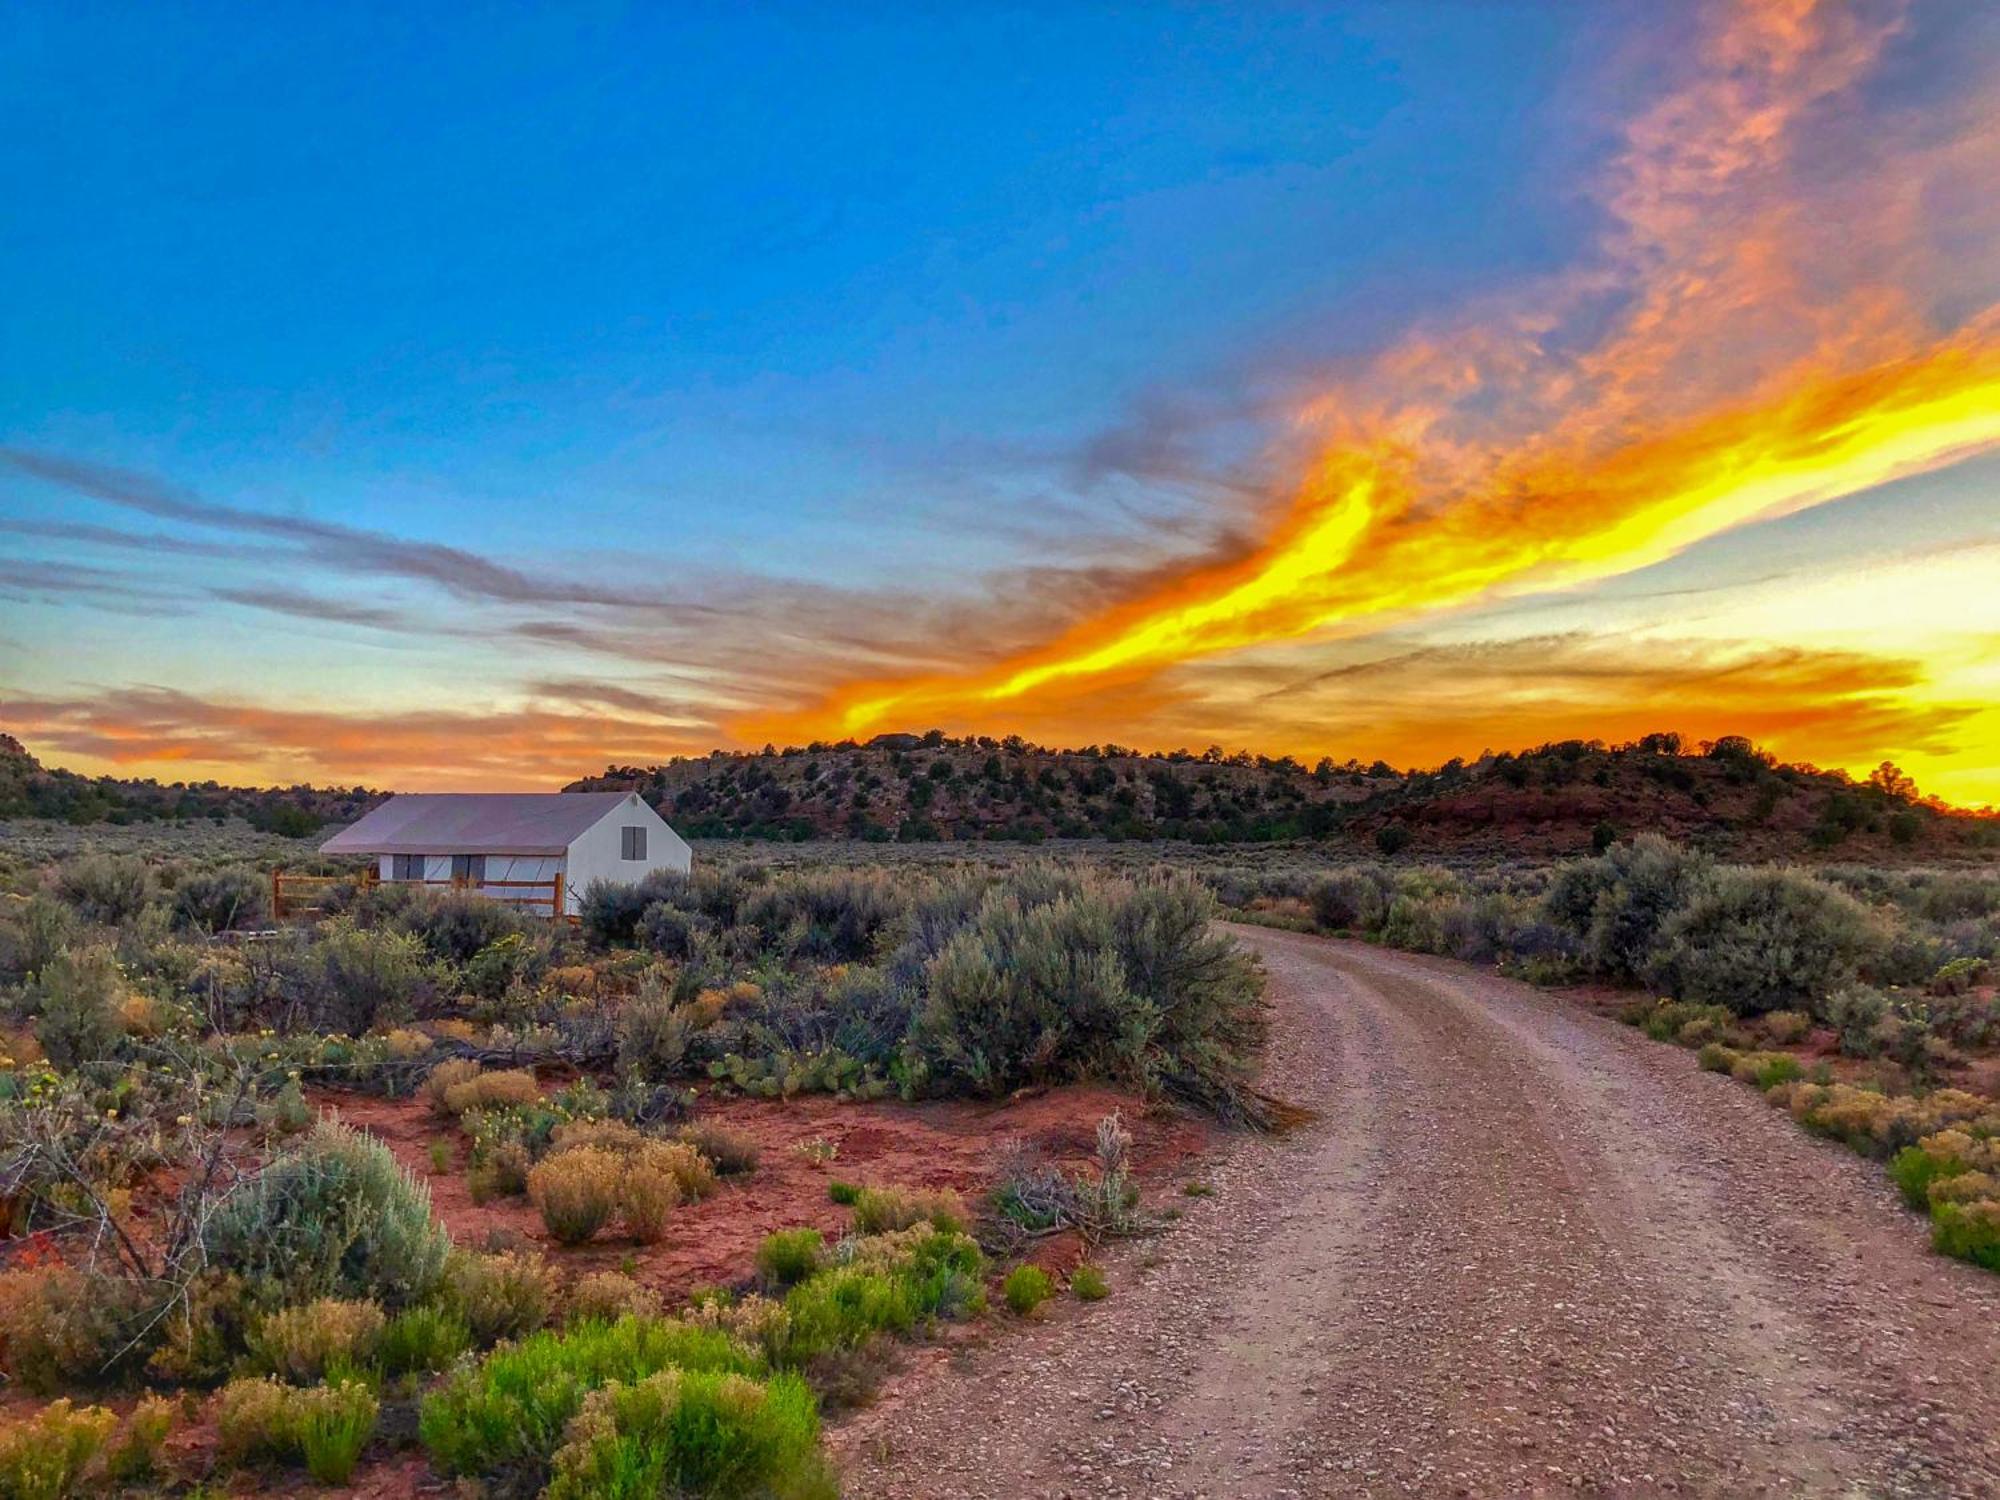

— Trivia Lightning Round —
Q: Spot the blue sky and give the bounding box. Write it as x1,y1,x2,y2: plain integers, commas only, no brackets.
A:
6,5,1585,575
4,3,1998,801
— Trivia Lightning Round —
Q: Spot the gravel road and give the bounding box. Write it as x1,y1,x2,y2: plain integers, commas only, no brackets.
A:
829,924,2000,1499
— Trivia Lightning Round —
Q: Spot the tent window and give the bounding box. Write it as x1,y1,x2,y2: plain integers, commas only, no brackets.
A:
452,854,487,883
621,826,647,860
392,854,425,881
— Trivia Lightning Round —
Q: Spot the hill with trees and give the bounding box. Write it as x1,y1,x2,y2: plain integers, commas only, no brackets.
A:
3,726,1992,860
0,733,381,836
568,730,1998,861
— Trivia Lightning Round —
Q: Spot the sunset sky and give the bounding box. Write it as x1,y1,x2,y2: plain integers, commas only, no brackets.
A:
4,1,1999,805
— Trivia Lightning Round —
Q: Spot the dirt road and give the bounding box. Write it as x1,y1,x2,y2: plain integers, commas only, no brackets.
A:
830,924,2000,1498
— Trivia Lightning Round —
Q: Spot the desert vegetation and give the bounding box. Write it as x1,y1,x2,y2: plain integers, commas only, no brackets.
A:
0,842,1251,1493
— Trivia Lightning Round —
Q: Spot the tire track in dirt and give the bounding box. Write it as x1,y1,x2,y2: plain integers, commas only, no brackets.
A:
829,926,2000,1498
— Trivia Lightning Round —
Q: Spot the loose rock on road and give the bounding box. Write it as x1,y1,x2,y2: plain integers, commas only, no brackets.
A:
831,924,2000,1498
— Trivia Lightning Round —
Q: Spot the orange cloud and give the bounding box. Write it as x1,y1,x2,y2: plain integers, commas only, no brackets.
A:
3,688,711,791
737,0,2000,779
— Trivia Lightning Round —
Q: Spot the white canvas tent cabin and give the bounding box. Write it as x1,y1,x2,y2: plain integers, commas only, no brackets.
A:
304,792,690,919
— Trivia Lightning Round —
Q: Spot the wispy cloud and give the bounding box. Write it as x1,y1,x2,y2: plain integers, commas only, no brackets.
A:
741,0,2000,757
1,686,710,788
207,586,415,629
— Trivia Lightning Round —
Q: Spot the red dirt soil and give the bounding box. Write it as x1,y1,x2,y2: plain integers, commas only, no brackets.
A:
0,1085,1210,1497
320,1080,1209,1305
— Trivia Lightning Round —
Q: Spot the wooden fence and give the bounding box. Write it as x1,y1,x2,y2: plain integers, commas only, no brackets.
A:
271,867,569,921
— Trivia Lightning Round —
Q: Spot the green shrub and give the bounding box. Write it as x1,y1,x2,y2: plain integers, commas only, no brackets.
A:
1890,1143,1968,1211
28,946,124,1070
296,1379,379,1484
312,920,431,1033
0,1398,118,1500
442,1066,542,1117
204,1119,452,1309
618,987,695,1081
2,895,78,981
216,1376,378,1483
529,1146,626,1245
1634,999,1732,1044
100,1396,174,1484
245,1298,385,1384
1930,1199,2000,1272
636,900,705,959
421,1057,482,1116
1002,1264,1053,1316
907,871,1266,1120
1929,955,1993,997
1728,1051,1803,1090
1070,1264,1109,1301
56,855,152,925
377,1304,471,1376
215,1376,299,1466
543,1368,828,1500
755,1230,824,1289
1696,1042,1739,1073
1825,983,1890,1056
1644,868,1887,1016
401,892,524,965
1306,872,1384,932
442,1249,555,1345
776,1269,918,1365
826,1181,860,1206
1545,835,1711,981
419,1315,762,1476
465,929,543,1000
170,866,269,933
580,873,686,946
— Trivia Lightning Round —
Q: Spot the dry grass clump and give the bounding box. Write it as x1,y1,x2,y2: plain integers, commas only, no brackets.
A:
1776,1083,1994,1155
528,1147,626,1245
245,1298,385,1384
850,1185,967,1236
637,1139,716,1201
526,1124,719,1245
616,1153,685,1245
438,1067,541,1118
528,1133,714,1246
1762,1010,1813,1045
550,1118,647,1154
677,1119,761,1176
215,1375,378,1483
0,1398,118,1499
442,1249,556,1345
565,1271,664,1325
0,1266,155,1393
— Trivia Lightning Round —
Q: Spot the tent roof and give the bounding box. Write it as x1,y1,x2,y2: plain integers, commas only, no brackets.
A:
319,792,642,856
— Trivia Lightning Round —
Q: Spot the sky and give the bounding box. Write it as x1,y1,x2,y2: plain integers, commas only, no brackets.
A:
3,0,1999,805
